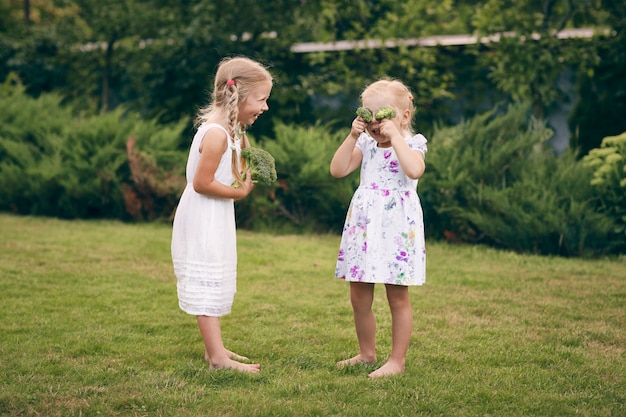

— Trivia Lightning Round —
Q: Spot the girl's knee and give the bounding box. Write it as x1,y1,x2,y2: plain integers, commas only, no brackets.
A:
350,282,374,303
385,285,410,309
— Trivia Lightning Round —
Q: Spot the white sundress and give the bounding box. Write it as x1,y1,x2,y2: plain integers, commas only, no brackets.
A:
171,123,240,317
335,132,428,286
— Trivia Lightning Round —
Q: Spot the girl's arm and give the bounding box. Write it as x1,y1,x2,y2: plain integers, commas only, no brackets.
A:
380,120,425,179
330,118,365,178
193,129,254,200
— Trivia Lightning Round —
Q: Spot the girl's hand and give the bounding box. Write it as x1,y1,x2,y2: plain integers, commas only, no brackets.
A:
349,117,367,140
378,119,403,142
235,170,255,200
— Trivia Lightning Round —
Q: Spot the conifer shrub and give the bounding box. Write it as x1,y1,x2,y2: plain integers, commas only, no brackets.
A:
235,122,358,233
0,80,187,220
0,80,71,215
420,102,620,256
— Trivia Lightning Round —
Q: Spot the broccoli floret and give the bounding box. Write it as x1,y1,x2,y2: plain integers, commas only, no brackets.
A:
356,107,373,123
241,146,277,186
374,107,397,120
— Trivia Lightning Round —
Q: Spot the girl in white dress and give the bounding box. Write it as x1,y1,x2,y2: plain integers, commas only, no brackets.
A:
171,57,272,373
330,79,427,378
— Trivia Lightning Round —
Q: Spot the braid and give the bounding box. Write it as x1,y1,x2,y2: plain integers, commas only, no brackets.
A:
225,83,239,139
225,84,244,187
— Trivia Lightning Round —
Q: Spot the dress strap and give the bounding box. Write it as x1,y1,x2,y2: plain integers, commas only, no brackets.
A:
202,123,230,138
197,123,237,150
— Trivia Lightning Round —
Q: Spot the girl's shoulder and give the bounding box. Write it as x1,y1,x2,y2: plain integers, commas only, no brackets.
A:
356,132,375,150
407,133,428,154
198,122,229,137
194,123,231,152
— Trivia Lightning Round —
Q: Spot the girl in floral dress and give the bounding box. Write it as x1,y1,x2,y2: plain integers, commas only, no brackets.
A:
330,79,427,378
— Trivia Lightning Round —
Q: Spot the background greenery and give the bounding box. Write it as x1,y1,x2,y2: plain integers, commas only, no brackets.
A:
1,1,625,146
1,1,625,256
1,214,624,417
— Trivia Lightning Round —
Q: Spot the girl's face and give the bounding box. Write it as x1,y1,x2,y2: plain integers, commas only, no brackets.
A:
238,80,272,127
361,95,405,147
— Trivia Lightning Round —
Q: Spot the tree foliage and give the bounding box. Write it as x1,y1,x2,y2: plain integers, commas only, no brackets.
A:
1,0,623,143
472,0,602,119
568,0,626,156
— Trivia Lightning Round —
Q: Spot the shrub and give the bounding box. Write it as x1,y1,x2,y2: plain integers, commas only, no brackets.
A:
420,102,620,256
0,80,187,220
0,79,71,214
235,122,358,233
582,132,626,249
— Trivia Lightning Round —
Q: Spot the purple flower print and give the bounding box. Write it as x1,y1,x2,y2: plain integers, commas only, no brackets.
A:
350,265,361,279
389,160,399,173
337,249,345,262
361,241,367,252
384,150,392,159
380,189,390,197
357,269,365,281
396,251,408,262
370,182,379,190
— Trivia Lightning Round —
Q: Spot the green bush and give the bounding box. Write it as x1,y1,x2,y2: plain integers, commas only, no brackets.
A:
236,122,358,233
582,132,626,245
2,77,622,256
420,102,621,256
0,80,187,220
0,79,71,215
457,150,618,256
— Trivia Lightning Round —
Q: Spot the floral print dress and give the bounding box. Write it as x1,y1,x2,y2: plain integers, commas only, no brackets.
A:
335,133,427,286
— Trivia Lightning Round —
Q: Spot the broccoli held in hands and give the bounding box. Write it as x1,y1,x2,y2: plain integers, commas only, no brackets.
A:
374,107,396,120
356,107,373,123
241,146,277,186
355,106,396,122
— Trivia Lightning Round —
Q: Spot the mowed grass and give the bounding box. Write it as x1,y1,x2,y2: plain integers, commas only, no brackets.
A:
0,213,624,417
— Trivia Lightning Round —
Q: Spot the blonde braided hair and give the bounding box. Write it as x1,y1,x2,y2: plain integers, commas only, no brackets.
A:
196,57,272,187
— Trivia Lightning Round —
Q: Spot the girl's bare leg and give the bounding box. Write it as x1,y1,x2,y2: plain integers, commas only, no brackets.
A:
197,316,260,373
337,282,377,367
368,284,412,378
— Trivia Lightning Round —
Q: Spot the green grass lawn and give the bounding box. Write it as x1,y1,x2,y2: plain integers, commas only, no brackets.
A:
0,213,624,417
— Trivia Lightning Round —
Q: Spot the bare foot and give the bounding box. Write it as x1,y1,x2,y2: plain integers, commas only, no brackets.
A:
225,349,249,361
336,354,376,368
367,360,404,378
210,358,261,374
204,349,249,362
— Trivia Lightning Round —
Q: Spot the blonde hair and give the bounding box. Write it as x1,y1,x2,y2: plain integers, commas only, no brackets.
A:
196,56,273,187
361,78,415,136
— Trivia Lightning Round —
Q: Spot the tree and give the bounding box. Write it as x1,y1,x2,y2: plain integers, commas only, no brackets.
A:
568,0,626,155
284,0,476,128
471,0,604,121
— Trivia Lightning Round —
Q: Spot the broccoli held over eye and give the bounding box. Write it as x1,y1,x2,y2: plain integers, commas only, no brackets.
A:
356,107,373,123
240,146,277,186
374,107,397,120
355,106,397,122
